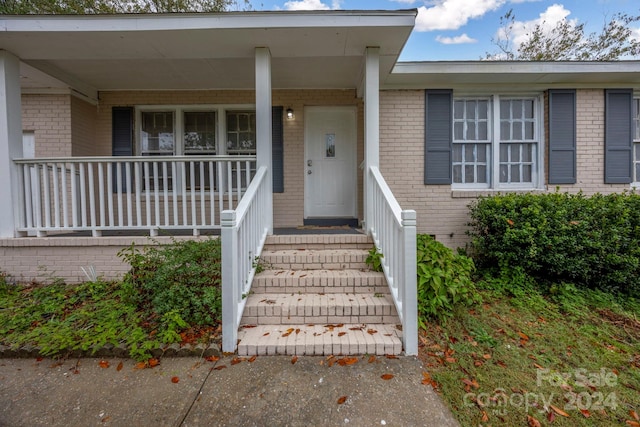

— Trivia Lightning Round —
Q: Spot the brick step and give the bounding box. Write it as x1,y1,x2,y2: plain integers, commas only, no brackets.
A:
259,249,369,270
241,293,399,325
265,233,373,250
237,323,403,356
251,269,388,294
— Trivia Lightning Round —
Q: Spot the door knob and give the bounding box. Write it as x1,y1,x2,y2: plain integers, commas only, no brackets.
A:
307,170,312,175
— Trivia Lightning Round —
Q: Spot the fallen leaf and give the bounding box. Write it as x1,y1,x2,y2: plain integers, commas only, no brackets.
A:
381,373,394,380
421,372,432,385
134,362,147,370
214,365,227,370
337,396,347,405
231,357,243,365
98,360,110,369
533,363,545,369
368,355,376,363
482,354,491,360
474,360,484,367
367,329,378,335
248,355,257,363
550,404,570,417
527,415,542,427
148,358,160,368
481,410,489,422
36,357,43,362
282,328,295,337
171,376,179,383
445,357,456,363
338,332,347,337
263,332,270,336
116,361,123,372
496,360,507,368
626,421,640,427
462,378,480,389
580,409,591,418
295,328,301,334
385,355,398,359
206,355,220,362
632,411,640,421
547,410,556,422
101,416,111,422
518,331,529,341
291,356,298,365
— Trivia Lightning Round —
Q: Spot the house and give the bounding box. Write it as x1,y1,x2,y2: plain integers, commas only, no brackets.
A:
1,9,640,355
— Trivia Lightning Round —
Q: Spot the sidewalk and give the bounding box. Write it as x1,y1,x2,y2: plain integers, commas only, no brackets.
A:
0,355,459,427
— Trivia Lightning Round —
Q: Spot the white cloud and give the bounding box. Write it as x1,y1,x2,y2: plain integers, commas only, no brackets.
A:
415,0,506,32
283,0,341,10
632,26,640,42
284,0,329,10
436,33,478,44
390,0,418,4
495,4,576,49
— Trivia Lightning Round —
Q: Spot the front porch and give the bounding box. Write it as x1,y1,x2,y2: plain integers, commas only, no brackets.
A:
0,11,418,355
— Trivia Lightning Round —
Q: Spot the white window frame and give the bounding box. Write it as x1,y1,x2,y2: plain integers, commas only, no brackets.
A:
452,93,545,191
633,96,640,187
135,104,255,156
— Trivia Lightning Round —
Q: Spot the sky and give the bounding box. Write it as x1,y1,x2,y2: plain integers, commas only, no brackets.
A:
243,0,640,61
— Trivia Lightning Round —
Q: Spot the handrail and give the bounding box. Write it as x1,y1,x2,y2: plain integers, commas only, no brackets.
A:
368,165,418,355
221,166,270,353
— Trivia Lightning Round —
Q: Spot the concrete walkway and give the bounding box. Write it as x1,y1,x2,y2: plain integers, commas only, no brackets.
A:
0,355,459,427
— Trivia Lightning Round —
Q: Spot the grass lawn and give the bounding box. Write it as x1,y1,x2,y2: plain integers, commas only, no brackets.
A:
418,285,640,426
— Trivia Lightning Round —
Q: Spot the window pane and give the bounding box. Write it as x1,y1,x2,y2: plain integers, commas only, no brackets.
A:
478,101,488,120
512,122,522,140
637,163,640,182
524,122,535,140
523,164,532,182
500,164,508,182
141,111,174,154
454,101,465,119
636,143,640,161
477,144,487,162
500,100,510,119
464,144,475,161
501,122,511,140
512,100,522,119
452,144,462,162
500,144,508,162
454,122,464,140
464,165,475,183
478,165,487,183
453,165,462,183
227,111,256,154
466,102,476,119
478,121,488,140
511,165,520,182
466,123,477,141
522,144,532,162
524,100,534,118
510,144,520,162
184,111,216,153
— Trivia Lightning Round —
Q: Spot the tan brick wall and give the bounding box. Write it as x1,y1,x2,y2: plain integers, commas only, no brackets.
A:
70,96,97,157
0,236,217,284
379,88,630,250
21,94,72,157
97,90,364,228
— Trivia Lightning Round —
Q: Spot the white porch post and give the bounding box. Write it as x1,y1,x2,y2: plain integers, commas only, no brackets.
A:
402,210,418,355
255,47,273,234
0,51,24,238
363,47,380,232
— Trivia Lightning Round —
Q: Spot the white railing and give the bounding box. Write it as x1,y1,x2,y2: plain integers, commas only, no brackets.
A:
13,155,255,237
368,166,418,355
221,166,270,353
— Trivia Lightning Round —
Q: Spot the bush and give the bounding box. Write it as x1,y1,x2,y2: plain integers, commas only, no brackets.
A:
468,191,640,296
119,238,222,329
416,234,478,325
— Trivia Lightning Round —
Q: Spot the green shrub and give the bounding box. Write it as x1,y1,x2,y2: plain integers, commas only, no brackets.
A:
416,234,479,325
468,191,640,296
365,247,383,272
119,238,222,331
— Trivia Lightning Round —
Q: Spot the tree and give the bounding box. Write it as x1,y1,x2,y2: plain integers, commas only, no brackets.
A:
487,9,640,61
0,0,251,14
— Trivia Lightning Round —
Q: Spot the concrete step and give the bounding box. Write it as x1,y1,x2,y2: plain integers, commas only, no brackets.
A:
241,293,400,325
259,249,369,270
265,233,373,250
251,269,388,294
237,323,403,356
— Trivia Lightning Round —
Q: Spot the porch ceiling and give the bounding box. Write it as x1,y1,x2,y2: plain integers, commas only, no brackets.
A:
0,10,416,100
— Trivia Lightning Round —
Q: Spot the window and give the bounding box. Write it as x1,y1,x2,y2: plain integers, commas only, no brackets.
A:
634,98,640,183
452,95,542,189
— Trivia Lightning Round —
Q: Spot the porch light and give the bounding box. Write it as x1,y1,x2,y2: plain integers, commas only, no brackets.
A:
286,108,294,120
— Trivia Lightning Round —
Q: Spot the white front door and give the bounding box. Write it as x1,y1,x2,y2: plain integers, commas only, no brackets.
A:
304,106,357,219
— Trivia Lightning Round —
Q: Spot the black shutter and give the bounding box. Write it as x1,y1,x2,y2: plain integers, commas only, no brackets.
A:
112,107,133,191
272,106,284,193
424,90,453,184
605,89,633,184
548,90,576,184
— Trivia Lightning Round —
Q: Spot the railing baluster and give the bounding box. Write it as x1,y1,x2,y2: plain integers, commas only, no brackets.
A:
172,161,178,226
70,163,78,228
153,161,160,227
181,161,188,226
209,160,215,226
134,161,142,227
22,165,33,229
88,162,97,233
144,162,151,227
162,162,169,226
42,162,51,228
107,162,114,227
98,163,105,228
190,161,197,231
61,164,69,228
79,163,87,228
227,161,233,209
52,163,60,228
200,161,206,226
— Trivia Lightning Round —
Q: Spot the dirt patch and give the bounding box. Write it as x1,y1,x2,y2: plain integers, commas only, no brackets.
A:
596,309,640,339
